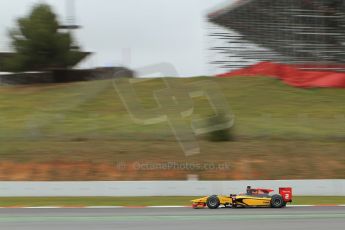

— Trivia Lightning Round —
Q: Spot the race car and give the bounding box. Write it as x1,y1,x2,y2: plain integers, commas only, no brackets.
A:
191,186,292,209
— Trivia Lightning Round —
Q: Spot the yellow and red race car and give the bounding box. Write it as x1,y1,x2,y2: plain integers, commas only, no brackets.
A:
191,186,292,209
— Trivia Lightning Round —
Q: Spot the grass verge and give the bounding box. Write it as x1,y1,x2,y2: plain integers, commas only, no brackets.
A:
0,196,344,207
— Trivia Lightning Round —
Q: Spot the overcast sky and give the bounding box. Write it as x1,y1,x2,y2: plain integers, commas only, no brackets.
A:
0,0,233,76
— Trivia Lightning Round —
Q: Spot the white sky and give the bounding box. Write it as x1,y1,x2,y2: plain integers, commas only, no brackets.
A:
0,0,232,76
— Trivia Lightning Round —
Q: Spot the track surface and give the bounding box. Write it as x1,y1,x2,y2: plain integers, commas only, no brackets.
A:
0,207,344,230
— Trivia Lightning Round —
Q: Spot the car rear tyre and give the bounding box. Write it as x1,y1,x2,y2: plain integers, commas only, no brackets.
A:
206,195,220,209
271,194,284,208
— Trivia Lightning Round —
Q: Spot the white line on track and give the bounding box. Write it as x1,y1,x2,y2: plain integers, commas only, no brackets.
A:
147,206,189,208
0,205,345,209
85,206,124,209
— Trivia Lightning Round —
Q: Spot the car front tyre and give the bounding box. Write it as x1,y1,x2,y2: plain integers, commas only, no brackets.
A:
206,195,220,209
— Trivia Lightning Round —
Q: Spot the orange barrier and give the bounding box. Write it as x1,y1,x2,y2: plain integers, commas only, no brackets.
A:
218,62,345,88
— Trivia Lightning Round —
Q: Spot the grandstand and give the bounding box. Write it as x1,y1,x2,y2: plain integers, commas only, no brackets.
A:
208,0,345,71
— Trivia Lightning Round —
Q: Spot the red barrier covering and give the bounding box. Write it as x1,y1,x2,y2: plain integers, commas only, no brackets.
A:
217,62,345,88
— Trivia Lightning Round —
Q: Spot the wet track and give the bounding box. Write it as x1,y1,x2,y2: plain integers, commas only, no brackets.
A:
0,206,344,230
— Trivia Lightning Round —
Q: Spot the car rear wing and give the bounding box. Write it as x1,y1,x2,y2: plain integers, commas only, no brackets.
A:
279,187,292,202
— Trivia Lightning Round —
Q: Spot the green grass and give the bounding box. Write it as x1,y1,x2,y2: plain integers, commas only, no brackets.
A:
0,196,344,207
1,77,345,143
0,77,344,180
292,196,345,205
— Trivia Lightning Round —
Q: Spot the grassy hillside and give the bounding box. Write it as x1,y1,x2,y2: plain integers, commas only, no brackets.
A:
1,77,345,140
0,77,344,180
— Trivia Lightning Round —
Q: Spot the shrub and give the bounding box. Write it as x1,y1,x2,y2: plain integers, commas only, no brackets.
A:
206,112,235,142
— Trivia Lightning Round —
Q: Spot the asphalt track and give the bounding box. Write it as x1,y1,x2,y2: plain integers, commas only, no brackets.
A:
0,207,344,230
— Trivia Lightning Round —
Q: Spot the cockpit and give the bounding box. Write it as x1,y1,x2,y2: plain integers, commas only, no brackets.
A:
246,186,273,198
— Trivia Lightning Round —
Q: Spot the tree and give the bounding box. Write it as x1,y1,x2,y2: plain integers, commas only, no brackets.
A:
3,4,81,72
